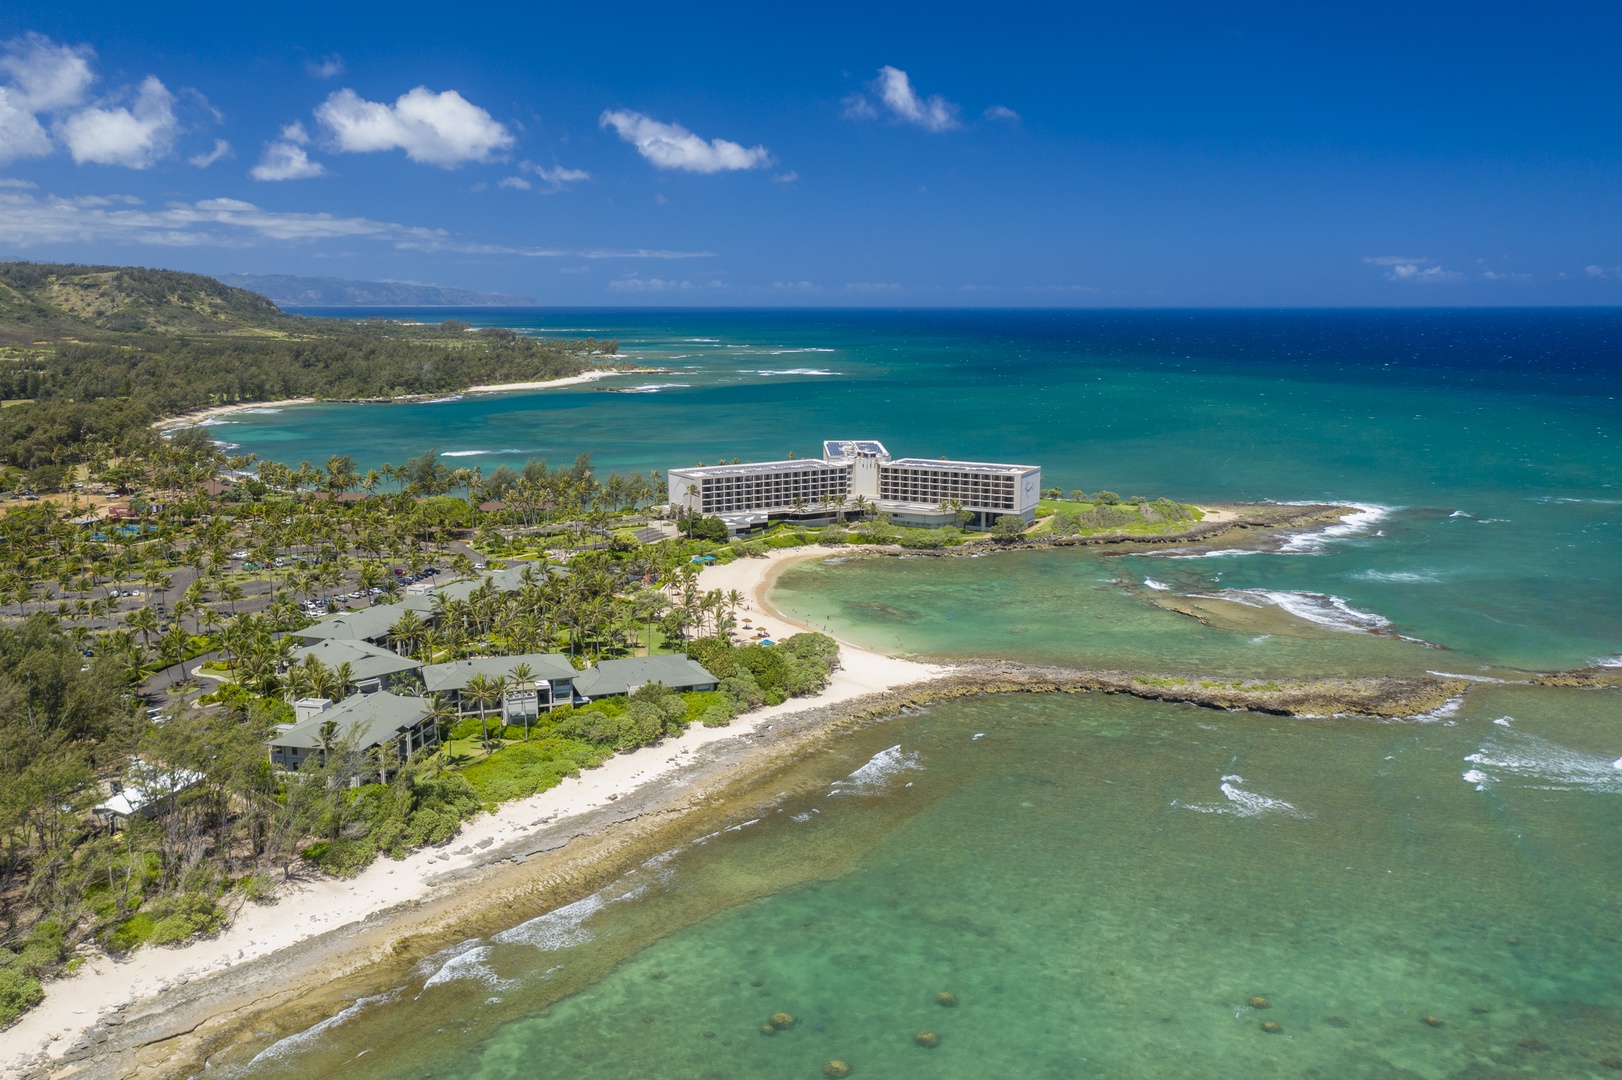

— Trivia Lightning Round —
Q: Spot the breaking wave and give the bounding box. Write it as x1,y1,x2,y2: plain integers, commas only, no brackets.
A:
1143,578,1171,591
441,448,532,457
1594,654,1622,668
1353,569,1441,583
1277,503,1391,554
754,368,840,376
492,892,608,952
830,745,921,796
617,383,691,393
1204,589,1392,634
245,991,399,1065
1178,775,1310,818
1463,730,1622,793
767,347,836,354
421,944,508,990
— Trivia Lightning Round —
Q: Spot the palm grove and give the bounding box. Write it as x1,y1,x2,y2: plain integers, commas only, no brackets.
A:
0,266,843,1026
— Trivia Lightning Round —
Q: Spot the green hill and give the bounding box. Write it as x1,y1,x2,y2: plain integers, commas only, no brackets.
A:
0,262,619,475
0,263,288,341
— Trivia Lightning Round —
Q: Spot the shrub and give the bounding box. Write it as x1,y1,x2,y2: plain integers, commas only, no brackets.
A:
0,968,43,1026
817,527,848,545
991,515,1027,540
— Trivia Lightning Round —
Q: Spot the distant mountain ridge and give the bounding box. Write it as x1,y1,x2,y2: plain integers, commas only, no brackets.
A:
219,274,535,307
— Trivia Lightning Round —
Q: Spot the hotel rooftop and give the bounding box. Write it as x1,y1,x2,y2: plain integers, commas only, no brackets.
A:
668,439,1040,532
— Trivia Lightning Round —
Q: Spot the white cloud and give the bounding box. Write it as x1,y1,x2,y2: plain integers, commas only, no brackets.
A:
498,175,531,190
1585,264,1609,278
1362,255,1428,266
608,277,696,291
518,161,589,191
845,67,960,132
0,34,96,163
0,34,94,112
315,86,514,166
251,123,326,181
844,281,903,292
984,104,1020,123
0,88,52,162
773,170,799,183
188,138,232,168
1480,270,1531,282
1386,263,1462,283
599,109,771,173
56,76,179,168
0,177,37,188
0,187,719,257
308,54,344,79
840,93,878,121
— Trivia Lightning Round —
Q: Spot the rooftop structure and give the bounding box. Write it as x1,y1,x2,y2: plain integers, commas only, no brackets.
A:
573,655,719,700
291,595,432,647
668,439,1040,532
267,691,439,774
422,652,580,717
286,637,423,693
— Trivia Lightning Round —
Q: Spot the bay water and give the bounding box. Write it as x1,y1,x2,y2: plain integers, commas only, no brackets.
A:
213,309,1622,1077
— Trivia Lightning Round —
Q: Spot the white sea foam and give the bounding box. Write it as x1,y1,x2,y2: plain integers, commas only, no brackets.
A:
1158,548,1265,559
753,368,840,376
618,383,691,393
1403,696,1463,723
1354,569,1440,583
191,417,237,427
1426,670,1511,684
1208,589,1392,634
768,347,836,354
1493,716,1513,727
234,407,283,414
421,944,509,990
1276,503,1391,554
1179,774,1310,818
1593,654,1622,668
491,892,607,952
245,990,398,1065
1142,578,1171,591
441,448,532,457
420,394,465,404
830,744,921,796
1463,730,1622,793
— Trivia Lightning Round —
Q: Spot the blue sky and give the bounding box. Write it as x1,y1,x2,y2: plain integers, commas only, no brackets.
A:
1,1,1619,306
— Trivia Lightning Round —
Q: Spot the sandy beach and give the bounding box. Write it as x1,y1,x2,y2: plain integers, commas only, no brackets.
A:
0,546,941,1076
147,369,635,434
149,397,317,433
461,369,626,394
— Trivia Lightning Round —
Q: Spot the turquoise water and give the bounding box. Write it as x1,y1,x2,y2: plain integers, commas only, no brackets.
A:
229,687,1622,1078
224,308,1622,670
210,309,1622,1077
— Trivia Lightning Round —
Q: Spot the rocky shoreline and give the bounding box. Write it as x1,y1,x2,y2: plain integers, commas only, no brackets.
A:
25,659,1474,1079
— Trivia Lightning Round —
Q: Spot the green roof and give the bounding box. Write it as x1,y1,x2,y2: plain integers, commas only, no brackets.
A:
574,655,718,699
287,638,422,682
421,652,578,693
292,595,432,644
269,692,429,751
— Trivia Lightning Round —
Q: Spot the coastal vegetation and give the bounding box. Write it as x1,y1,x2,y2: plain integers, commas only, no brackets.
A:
0,263,617,474
0,423,842,1026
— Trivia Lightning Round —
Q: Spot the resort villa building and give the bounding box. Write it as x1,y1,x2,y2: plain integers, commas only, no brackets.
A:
267,692,440,775
667,439,1041,533
421,652,581,720
285,637,423,694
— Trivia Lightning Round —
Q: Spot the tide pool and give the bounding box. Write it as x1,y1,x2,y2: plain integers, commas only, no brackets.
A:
209,308,1622,1078
226,686,1622,1079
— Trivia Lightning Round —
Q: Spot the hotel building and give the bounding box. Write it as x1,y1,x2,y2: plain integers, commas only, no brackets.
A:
668,440,1041,532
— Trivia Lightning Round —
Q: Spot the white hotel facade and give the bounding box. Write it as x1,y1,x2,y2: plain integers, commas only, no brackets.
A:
668,440,1041,533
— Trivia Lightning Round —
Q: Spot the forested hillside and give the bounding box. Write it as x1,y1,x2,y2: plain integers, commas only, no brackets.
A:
0,263,616,474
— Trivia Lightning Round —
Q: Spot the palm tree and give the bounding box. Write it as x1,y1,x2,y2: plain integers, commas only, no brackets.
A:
506,662,535,740
463,672,503,750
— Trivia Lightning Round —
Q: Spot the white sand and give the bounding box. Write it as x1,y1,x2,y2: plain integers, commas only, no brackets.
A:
462,370,624,393
2,546,940,1071
150,397,316,432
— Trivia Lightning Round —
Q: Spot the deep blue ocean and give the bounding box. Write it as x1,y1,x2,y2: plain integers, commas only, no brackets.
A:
212,308,1622,1079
